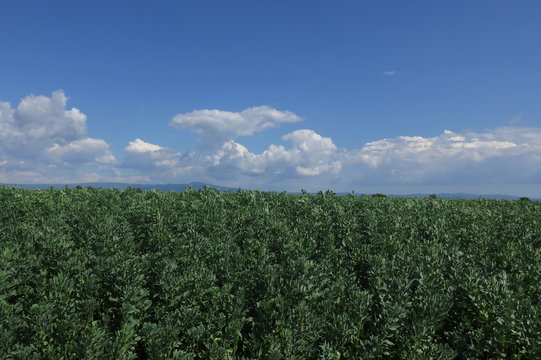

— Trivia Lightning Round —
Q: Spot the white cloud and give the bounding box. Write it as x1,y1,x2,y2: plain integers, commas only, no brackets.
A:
169,105,302,148
345,127,541,184
125,138,163,153
96,154,117,164
122,138,185,169
0,101,16,136
207,129,341,179
383,70,396,76
45,138,116,164
2,91,541,195
12,90,87,141
0,91,115,183
160,125,541,190
282,129,337,161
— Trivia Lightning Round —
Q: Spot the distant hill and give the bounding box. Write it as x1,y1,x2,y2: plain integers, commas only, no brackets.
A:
390,193,532,200
337,192,537,200
322,192,538,201
1,182,538,200
397,192,525,200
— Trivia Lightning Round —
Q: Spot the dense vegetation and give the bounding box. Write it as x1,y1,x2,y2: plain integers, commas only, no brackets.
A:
1,186,540,359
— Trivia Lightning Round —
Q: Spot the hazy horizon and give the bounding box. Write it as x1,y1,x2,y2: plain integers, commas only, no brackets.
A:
3,181,540,198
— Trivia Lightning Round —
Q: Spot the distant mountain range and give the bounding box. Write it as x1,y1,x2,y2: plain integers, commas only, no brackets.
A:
385,193,534,200
1,182,538,200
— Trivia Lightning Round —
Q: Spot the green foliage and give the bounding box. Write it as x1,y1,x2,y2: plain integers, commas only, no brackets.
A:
1,186,540,358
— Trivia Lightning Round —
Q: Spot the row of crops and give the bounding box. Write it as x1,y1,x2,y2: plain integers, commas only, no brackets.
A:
1,186,540,359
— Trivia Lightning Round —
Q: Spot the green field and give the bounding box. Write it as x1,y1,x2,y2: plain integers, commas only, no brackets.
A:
1,186,540,359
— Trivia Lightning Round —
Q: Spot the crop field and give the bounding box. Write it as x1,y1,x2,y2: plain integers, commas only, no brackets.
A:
1,186,540,359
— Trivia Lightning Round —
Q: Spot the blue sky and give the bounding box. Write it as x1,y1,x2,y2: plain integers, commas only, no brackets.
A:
1,0,540,196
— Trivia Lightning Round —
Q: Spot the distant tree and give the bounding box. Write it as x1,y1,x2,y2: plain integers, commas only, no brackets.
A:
428,194,437,199
519,197,531,202
371,193,387,198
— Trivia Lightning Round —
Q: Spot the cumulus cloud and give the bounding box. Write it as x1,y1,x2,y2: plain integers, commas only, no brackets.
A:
2,90,541,194
200,126,541,189
169,105,302,148
207,129,341,179
0,90,115,182
45,138,116,164
352,130,515,168
345,127,541,184
125,138,164,153
13,91,87,141
122,138,185,169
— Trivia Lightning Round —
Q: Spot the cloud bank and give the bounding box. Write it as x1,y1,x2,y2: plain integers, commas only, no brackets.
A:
345,128,541,185
2,91,540,195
